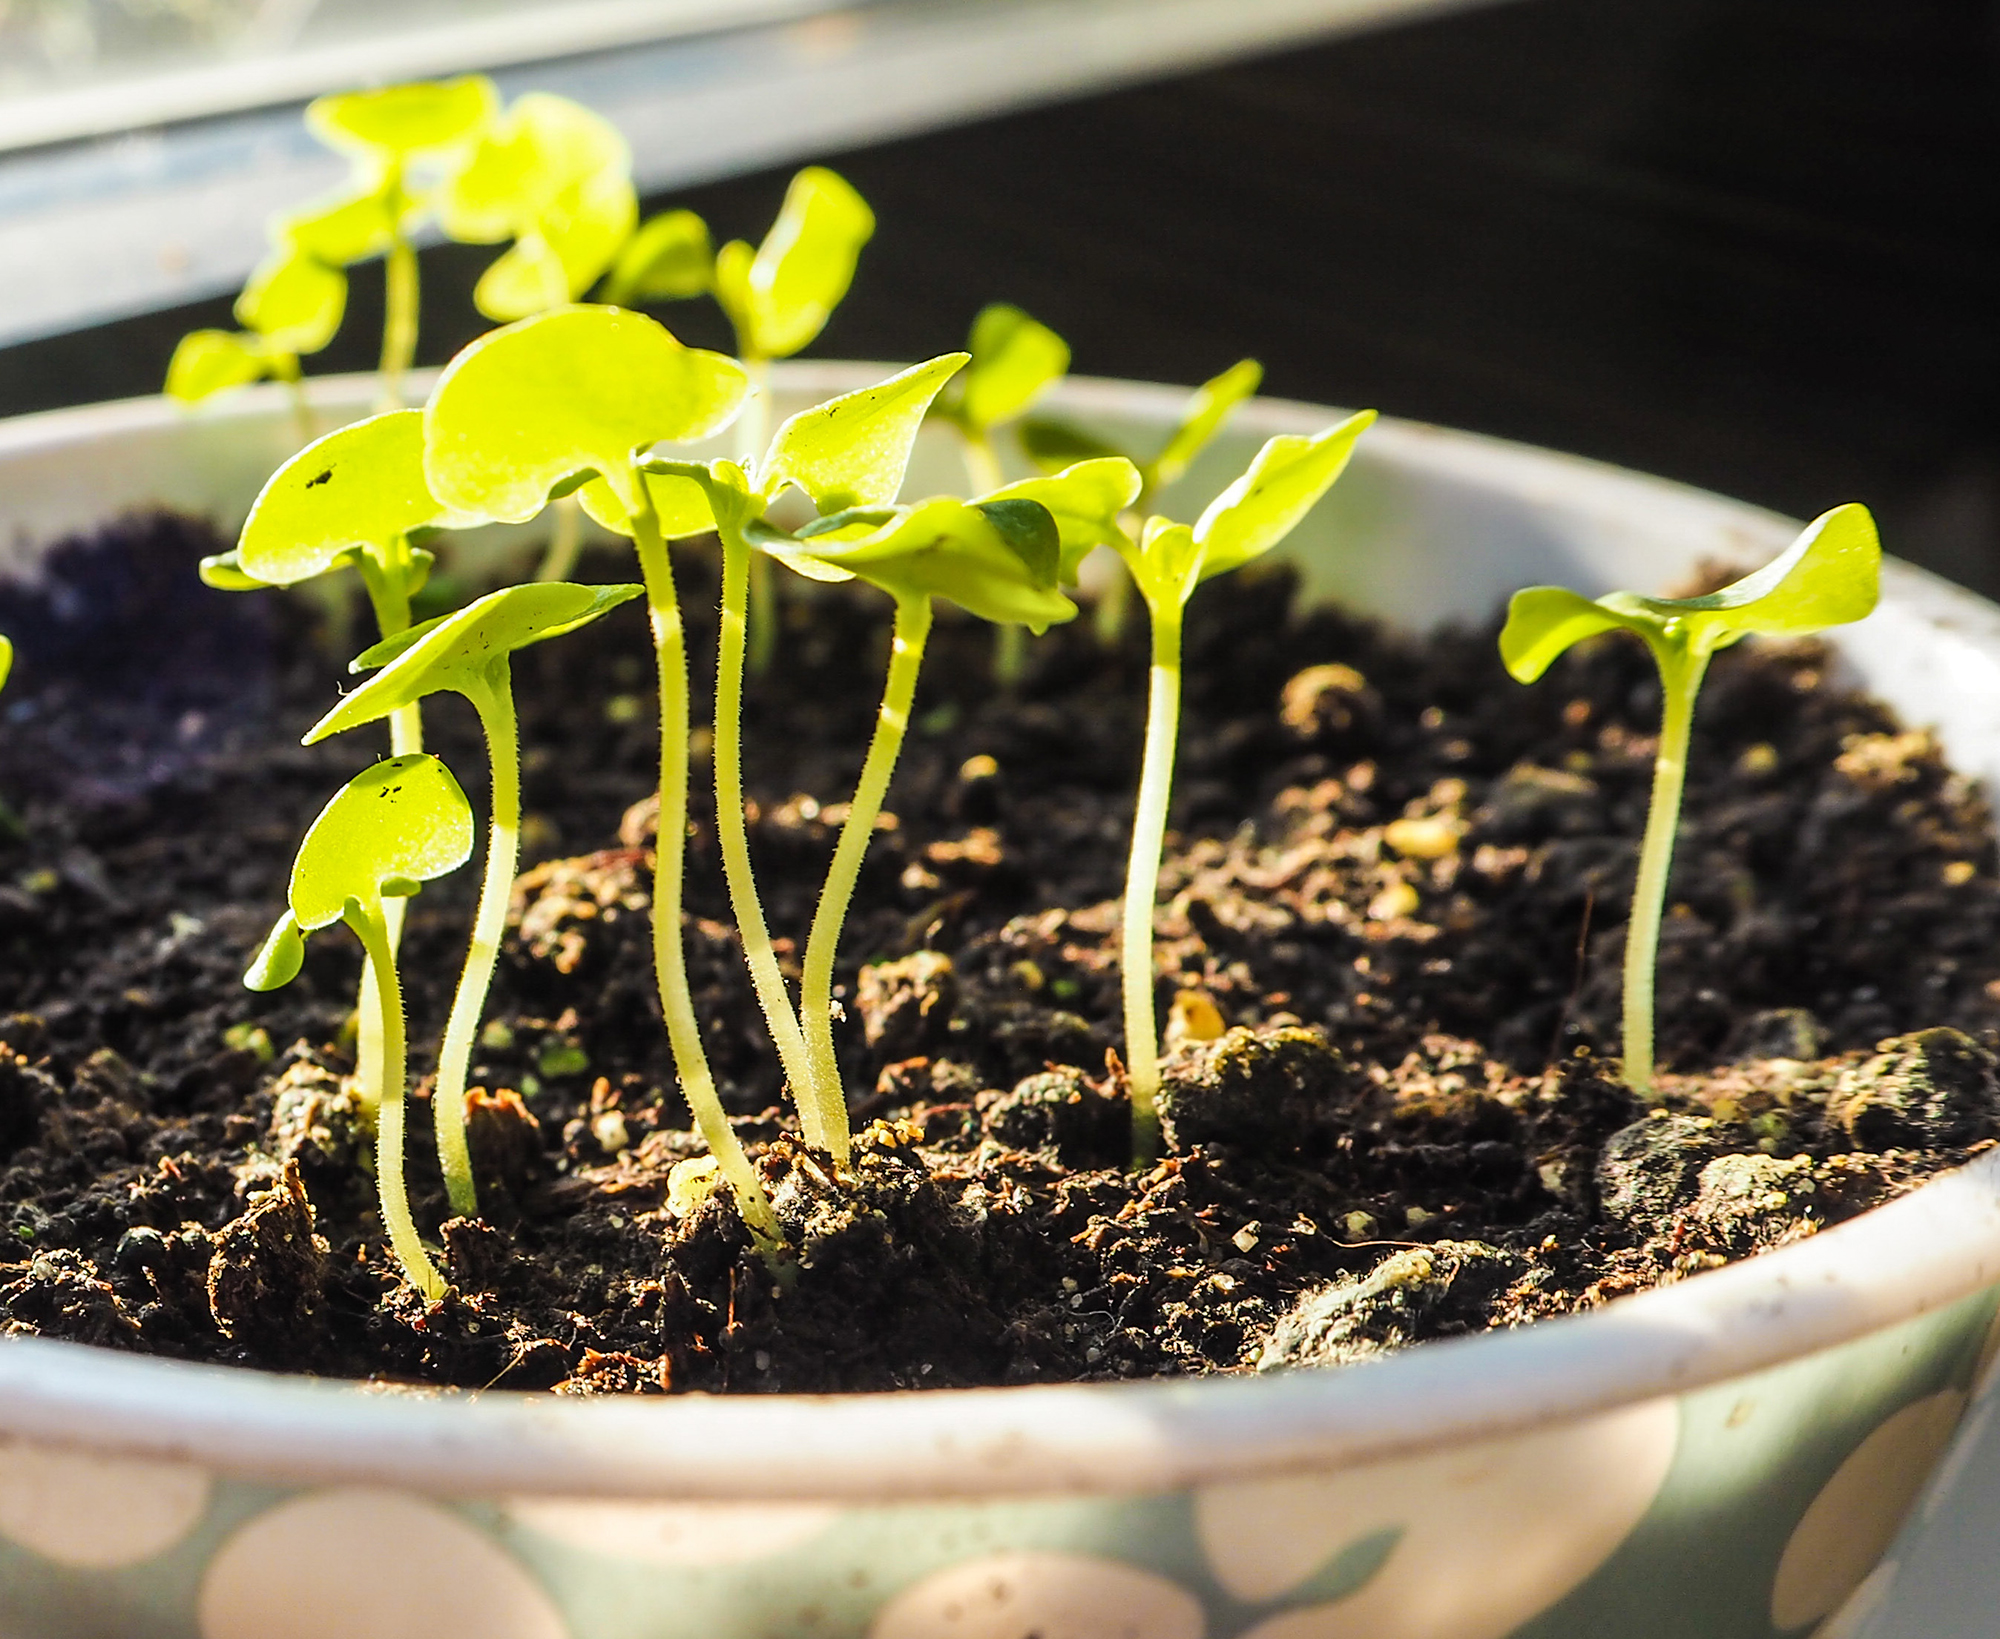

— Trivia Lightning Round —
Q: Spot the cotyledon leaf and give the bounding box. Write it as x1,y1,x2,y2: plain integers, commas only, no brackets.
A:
286,753,475,930
762,354,967,515
1192,409,1377,581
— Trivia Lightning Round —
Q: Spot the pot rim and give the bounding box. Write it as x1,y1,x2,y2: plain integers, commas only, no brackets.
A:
4,369,1999,1505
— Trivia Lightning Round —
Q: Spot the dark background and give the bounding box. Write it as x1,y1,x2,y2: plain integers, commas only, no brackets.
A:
4,0,1996,588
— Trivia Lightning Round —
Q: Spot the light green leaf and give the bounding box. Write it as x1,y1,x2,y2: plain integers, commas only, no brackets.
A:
166,329,268,403
244,912,306,991
723,167,874,360
578,468,717,540
437,91,628,244
238,410,475,585
960,304,1070,432
473,233,571,321
0,634,12,693
1151,358,1264,492
474,167,638,321
1498,587,1647,682
603,209,714,305
423,306,748,521
777,495,1073,630
283,183,398,267
198,550,270,591
306,76,498,161
234,244,346,355
1018,415,1123,474
288,753,475,929
1192,409,1376,581
978,456,1141,581
763,354,967,514
306,581,642,742
1119,515,1204,612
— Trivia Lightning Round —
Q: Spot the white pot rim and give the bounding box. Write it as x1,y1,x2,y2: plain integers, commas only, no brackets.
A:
4,369,1999,1505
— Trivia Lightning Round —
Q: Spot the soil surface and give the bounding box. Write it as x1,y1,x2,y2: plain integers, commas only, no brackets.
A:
5,512,2000,1394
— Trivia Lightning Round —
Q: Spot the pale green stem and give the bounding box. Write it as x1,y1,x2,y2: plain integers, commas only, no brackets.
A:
378,183,420,412
630,491,782,1248
535,494,586,583
739,357,779,676
349,901,446,1300
427,668,520,1221
714,525,817,1115
269,351,318,447
800,593,933,1164
1625,640,1709,1100
1123,603,1182,1165
956,429,1029,687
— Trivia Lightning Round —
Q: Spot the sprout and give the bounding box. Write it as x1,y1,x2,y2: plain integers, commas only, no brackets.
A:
1499,503,1881,1097
419,306,780,1244
1115,410,1377,1162
304,582,642,1220
245,754,474,1299
933,304,1073,684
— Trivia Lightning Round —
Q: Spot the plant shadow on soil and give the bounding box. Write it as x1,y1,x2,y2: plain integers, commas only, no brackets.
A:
4,512,2000,1394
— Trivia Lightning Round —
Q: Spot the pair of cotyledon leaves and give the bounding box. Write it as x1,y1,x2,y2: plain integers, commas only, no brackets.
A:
602,168,874,364
1499,502,1881,679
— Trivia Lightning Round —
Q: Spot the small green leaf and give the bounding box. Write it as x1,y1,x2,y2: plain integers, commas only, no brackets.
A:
283,184,399,267
234,244,346,355
763,354,967,514
437,91,628,244
198,550,271,592
1193,409,1376,581
959,304,1070,433
289,753,474,930
602,209,714,305
1151,358,1264,492
721,167,875,360
307,76,498,160
1018,416,1123,473
307,581,643,742
0,634,12,694
578,469,716,540
244,911,306,991
238,411,474,586
978,457,1142,581
1120,516,1204,611
166,330,268,403
473,168,638,321
423,306,749,521
1498,587,1645,683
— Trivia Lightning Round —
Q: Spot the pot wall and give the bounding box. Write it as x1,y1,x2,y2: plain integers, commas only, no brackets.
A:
5,370,2000,1639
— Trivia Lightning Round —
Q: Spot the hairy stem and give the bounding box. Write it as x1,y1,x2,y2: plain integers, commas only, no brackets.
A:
378,200,420,411
800,592,933,1164
1123,604,1182,1165
535,494,586,583
630,491,782,1247
427,670,521,1220
739,358,779,676
349,904,445,1299
714,527,817,1115
1625,641,1708,1100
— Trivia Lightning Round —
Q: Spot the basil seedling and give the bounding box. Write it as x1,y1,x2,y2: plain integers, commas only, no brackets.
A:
306,582,643,1221
245,753,474,1299
1116,410,1377,1161
419,306,779,1242
1499,503,1880,1097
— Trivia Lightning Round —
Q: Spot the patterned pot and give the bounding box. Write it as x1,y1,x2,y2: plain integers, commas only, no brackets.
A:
5,367,2000,1639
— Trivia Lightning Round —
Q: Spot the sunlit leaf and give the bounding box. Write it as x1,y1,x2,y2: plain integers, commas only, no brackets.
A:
307,581,642,742
1120,515,1204,611
198,550,270,591
578,468,717,540
603,208,714,305
437,91,627,243
283,183,398,266
721,167,874,359
423,306,748,521
0,634,12,694
1151,358,1263,491
244,912,306,991
166,329,268,403
1498,587,1643,683
307,76,498,161
762,354,966,514
234,245,347,355
1193,409,1375,581
959,304,1070,433
288,753,475,929
978,456,1141,581
472,233,571,322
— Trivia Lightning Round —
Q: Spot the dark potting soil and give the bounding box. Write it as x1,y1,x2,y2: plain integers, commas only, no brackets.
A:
4,510,2000,1394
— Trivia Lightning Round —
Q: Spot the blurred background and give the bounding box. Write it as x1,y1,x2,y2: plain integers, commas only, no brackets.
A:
2,0,1995,589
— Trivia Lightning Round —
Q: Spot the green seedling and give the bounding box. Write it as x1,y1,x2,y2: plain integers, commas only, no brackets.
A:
611,167,876,672
305,580,639,1219
419,305,780,1244
1115,409,1376,1162
934,303,1073,685
1499,503,1880,1097
245,753,474,1299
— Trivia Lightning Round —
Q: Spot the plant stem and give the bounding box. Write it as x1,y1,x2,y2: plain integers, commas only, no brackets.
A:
1123,603,1183,1166
739,358,779,676
800,592,933,1164
535,494,586,583
629,490,782,1248
426,669,521,1221
1625,641,1709,1100
378,190,420,411
714,526,817,1116
270,352,319,447
349,903,446,1300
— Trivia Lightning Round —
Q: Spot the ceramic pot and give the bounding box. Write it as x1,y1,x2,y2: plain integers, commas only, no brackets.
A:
5,367,2000,1639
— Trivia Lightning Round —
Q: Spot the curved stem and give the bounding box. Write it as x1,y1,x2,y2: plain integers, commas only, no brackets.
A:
714,526,816,1112
428,669,520,1220
378,184,420,411
800,592,933,1164
630,489,782,1249
535,494,586,583
349,902,445,1300
739,358,779,676
1625,641,1709,1100
1123,604,1183,1166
